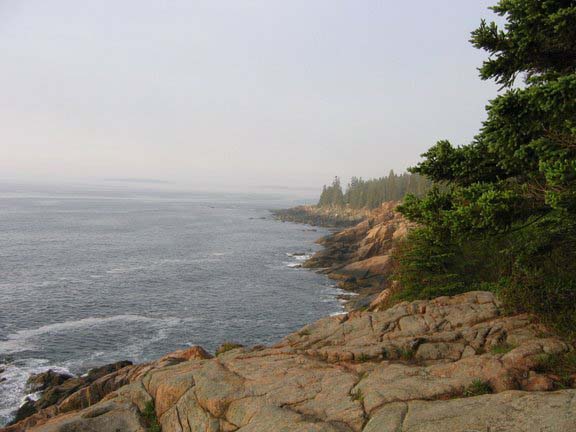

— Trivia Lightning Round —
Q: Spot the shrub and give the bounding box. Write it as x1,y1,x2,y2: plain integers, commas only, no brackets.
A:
497,222,576,338
142,400,161,432
397,347,416,362
391,227,506,303
533,351,576,388
216,342,244,356
393,214,576,337
463,379,492,397
490,342,516,355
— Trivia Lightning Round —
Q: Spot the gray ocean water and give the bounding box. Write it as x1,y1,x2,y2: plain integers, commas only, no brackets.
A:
0,186,344,425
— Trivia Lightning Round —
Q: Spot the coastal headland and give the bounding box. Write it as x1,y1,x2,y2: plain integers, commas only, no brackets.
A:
3,204,575,432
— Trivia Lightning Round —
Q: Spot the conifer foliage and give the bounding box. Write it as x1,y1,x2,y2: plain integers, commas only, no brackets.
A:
317,172,431,209
395,0,576,334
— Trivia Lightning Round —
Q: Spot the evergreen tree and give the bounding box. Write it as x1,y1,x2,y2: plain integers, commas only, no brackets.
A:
317,176,346,207
331,177,345,207
396,0,576,333
318,185,329,207
317,172,431,209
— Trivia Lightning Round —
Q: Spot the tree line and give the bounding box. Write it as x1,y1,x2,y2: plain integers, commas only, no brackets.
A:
317,171,431,209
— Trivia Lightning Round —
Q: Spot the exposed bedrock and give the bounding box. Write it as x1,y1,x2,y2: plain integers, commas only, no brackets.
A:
303,202,414,309
5,291,575,432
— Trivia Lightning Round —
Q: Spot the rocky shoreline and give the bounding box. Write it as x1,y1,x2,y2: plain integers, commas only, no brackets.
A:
3,204,576,432
272,205,370,228
4,361,133,427
300,202,413,312
275,202,410,311
4,291,576,432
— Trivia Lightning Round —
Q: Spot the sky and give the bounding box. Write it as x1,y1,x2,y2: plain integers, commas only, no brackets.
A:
0,1,500,192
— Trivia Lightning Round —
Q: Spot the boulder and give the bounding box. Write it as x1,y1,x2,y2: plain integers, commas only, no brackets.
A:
521,372,555,391
158,346,213,365
337,255,392,279
26,370,73,393
369,288,392,311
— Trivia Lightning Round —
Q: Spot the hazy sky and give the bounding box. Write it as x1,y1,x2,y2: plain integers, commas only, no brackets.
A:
1,1,499,191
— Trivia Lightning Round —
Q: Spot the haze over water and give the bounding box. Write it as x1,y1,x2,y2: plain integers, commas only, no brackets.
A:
0,185,343,425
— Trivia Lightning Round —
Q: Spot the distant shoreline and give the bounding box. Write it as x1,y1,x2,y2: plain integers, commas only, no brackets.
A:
271,205,369,228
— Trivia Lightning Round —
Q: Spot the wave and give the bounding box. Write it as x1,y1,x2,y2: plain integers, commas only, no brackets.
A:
285,253,311,261
329,311,347,317
105,266,148,274
294,255,311,262
284,252,312,269
321,285,359,297
0,315,190,425
0,315,160,354
0,358,72,426
119,317,184,359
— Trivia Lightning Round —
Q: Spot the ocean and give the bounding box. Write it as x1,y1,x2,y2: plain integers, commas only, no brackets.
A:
0,186,344,425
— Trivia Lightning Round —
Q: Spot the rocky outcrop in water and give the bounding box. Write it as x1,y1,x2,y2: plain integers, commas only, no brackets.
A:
7,361,133,427
26,370,74,393
5,291,575,432
3,348,212,432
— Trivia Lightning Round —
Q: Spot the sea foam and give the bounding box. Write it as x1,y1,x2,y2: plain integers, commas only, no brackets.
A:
0,315,160,354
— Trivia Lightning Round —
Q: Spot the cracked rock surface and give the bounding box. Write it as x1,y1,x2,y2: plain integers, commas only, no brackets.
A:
4,291,575,432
